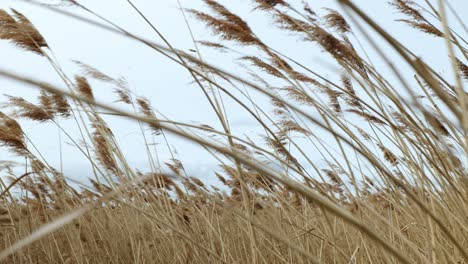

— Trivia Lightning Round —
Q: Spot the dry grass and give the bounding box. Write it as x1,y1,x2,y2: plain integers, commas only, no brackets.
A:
0,0,467,263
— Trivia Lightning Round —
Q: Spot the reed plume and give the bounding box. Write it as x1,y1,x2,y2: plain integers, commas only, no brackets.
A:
0,9,48,55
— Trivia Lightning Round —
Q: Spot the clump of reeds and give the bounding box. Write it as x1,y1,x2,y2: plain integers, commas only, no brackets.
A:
0,1,466,263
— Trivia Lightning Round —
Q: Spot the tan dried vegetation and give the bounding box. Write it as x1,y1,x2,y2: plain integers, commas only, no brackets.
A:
0,0,466,263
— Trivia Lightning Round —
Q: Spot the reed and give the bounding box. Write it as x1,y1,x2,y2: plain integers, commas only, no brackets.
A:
0,0,466,263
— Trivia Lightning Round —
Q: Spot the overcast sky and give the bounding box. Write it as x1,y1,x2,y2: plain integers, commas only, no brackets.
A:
0,0,466,186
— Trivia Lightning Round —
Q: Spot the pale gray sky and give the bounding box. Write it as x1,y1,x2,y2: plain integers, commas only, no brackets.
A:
0,0,466,185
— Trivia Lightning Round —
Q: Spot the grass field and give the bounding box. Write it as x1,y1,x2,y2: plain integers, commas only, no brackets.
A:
0,0,467,263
